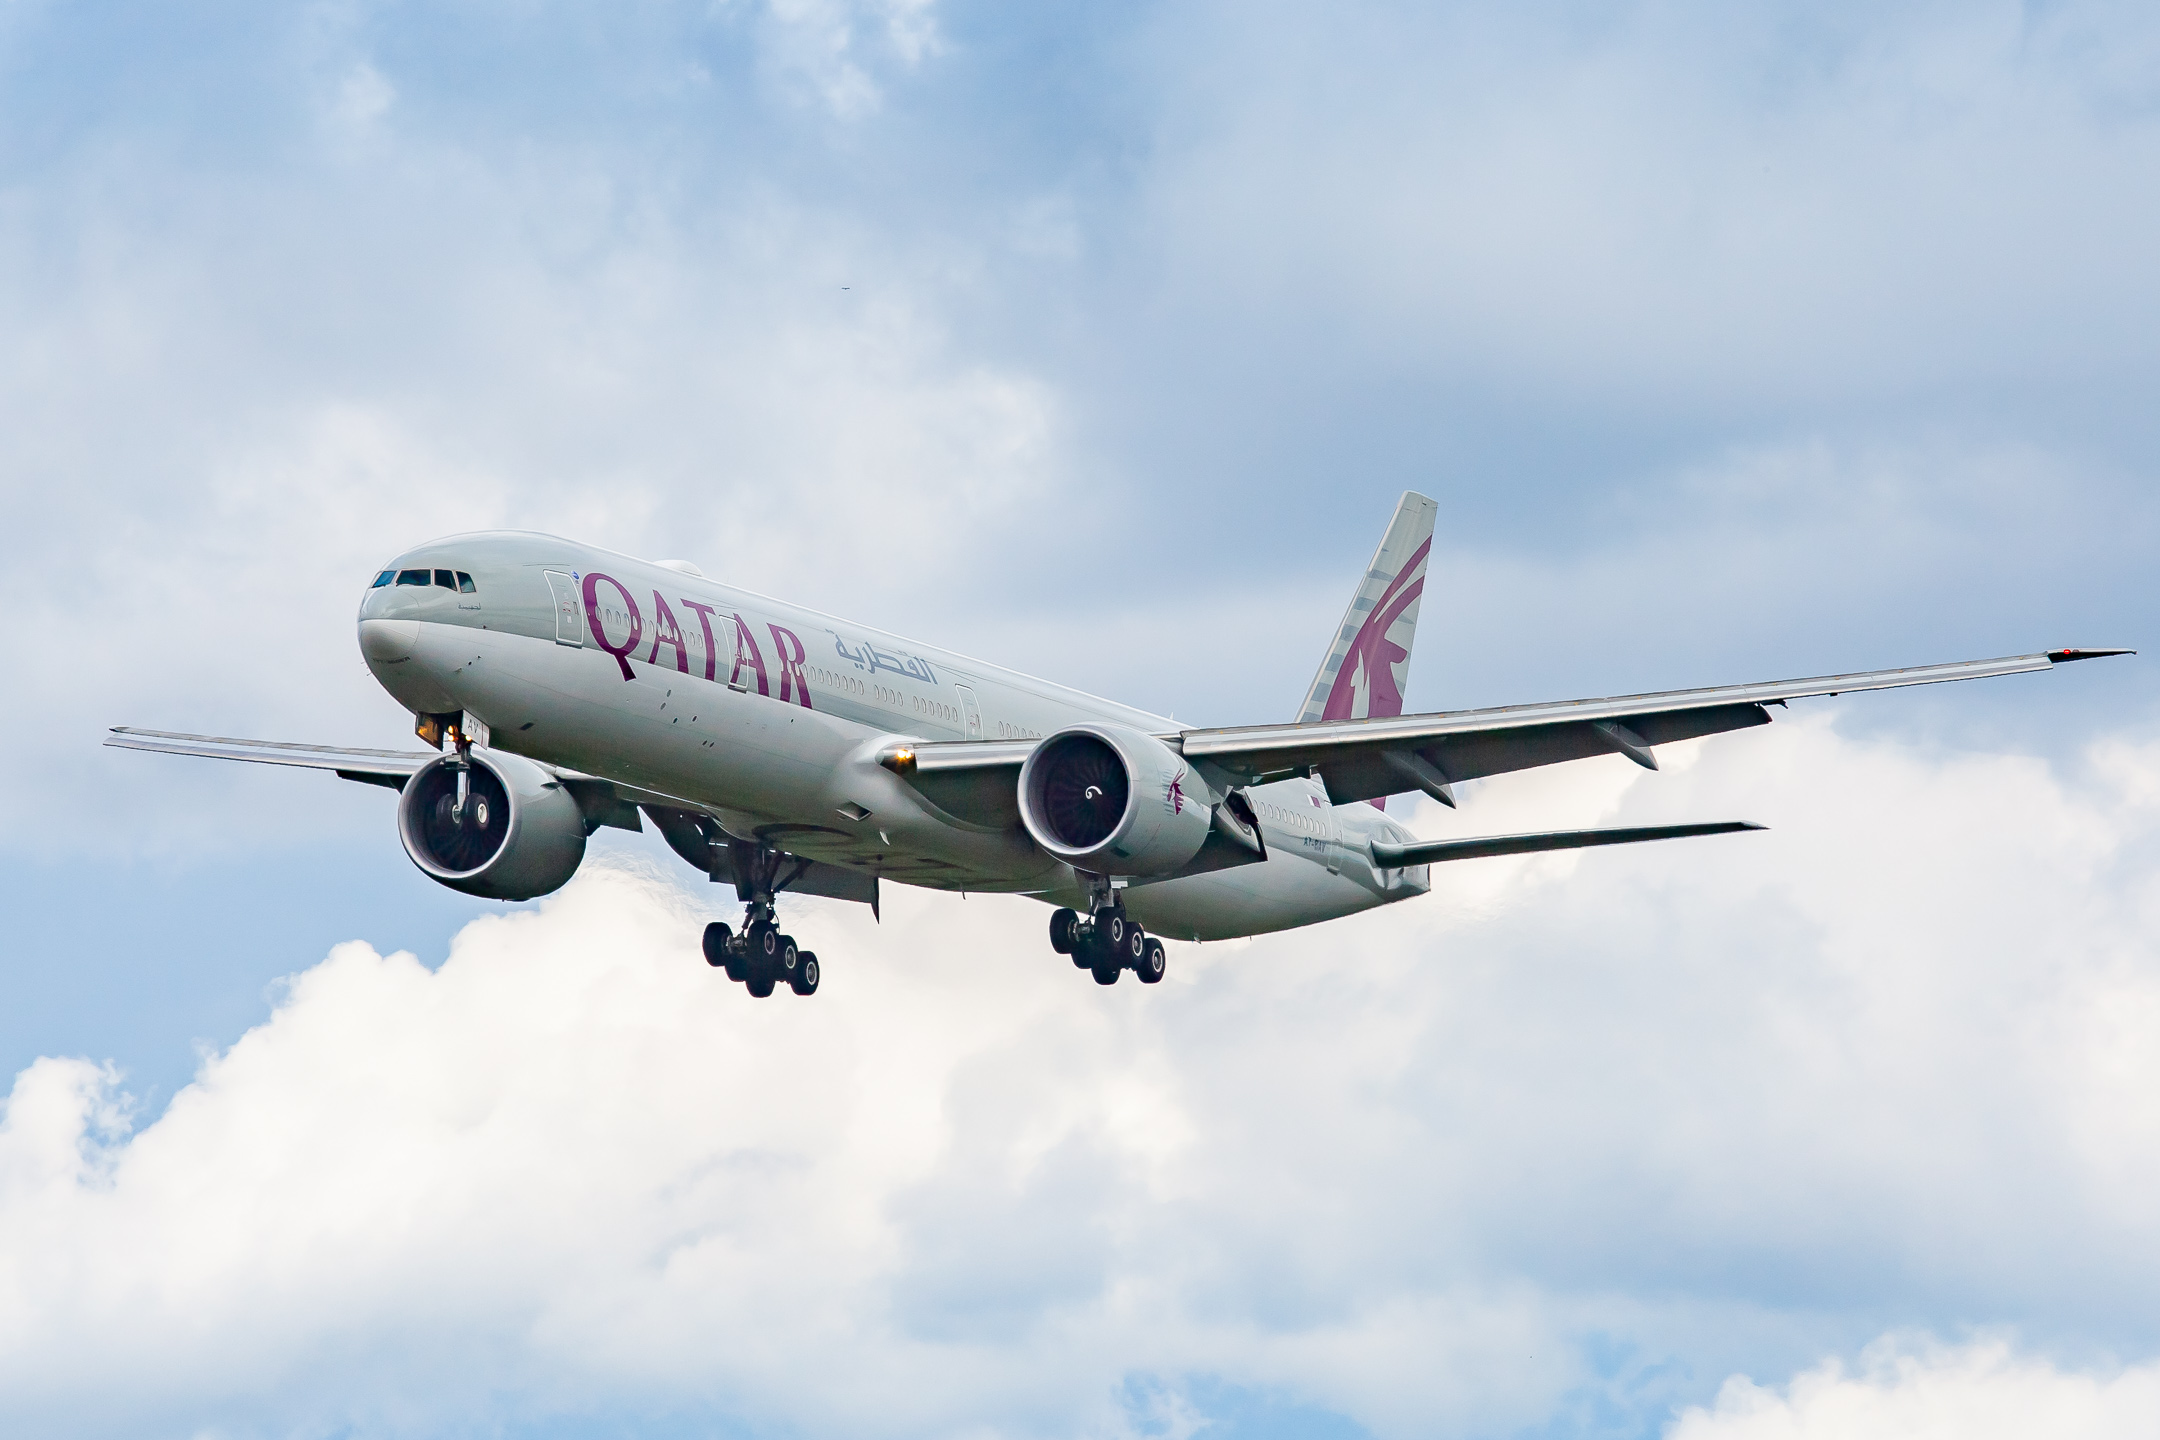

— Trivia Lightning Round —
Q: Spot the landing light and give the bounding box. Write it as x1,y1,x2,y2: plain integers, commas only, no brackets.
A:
881,747,917,776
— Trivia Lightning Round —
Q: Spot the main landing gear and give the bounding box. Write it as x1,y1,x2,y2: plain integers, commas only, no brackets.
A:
1048,899,1167,987
700,842,820,997
703,906,820,997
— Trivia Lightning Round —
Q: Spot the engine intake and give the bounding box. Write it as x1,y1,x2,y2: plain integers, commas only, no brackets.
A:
398,750,587,900
1018,724,1213,876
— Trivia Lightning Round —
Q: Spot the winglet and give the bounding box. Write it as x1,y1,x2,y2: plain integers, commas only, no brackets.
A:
2046,648,2135,664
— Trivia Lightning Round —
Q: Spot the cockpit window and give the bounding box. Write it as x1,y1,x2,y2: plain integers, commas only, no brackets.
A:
371,570,394,588
456,571,476,593
433,569,457,589
396,569,430,586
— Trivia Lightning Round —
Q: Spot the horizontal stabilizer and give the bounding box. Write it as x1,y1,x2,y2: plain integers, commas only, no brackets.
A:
1371,820,1765,867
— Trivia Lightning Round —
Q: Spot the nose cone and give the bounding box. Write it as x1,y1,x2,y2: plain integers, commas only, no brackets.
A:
359,617,420,664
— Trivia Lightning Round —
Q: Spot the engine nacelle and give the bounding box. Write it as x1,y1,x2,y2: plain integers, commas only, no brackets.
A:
1017,723,1214,877
398,750,587,900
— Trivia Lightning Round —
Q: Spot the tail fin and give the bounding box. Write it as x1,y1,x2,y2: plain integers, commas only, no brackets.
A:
1297,490,1438,726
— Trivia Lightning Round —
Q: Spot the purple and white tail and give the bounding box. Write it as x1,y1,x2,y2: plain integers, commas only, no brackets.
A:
1297,493,1438,805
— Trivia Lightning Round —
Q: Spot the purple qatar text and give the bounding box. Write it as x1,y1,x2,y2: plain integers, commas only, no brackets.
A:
582,571,812,709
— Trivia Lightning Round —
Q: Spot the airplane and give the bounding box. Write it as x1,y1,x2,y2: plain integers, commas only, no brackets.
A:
108,493,2130,997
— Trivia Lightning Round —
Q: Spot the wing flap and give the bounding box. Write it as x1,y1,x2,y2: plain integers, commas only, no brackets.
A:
1295,703,1773,805
1373,820,1765,866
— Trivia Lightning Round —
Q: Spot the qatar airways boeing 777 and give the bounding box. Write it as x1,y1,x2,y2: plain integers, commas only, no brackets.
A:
110,493,2128,997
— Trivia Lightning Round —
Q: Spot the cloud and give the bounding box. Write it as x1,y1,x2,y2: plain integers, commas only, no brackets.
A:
3,8,2159,1426
326,61,394,134
4,713,2158,1436
3,61,1067,856
1670,1338,2160,1440
757,0,942,118
1127,2,2160,408
8,0,2156,871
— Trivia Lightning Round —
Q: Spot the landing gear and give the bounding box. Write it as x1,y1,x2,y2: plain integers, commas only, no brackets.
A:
701,842,828,997
1105,910,1136,952
1057,883,1169,989
728,917,798,999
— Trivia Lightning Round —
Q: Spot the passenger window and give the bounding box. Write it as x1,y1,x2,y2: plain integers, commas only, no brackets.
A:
456,572,476,593
371,571,394,588
434,569,457,589
396,569,430,586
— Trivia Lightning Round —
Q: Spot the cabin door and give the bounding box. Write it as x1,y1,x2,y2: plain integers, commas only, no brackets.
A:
545,571,583,646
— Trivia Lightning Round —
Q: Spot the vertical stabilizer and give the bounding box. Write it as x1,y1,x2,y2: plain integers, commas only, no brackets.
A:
1297,491,1438,729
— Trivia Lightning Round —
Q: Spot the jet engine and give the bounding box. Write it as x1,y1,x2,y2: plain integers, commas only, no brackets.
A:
397,750,587,900
1017,723,1214,877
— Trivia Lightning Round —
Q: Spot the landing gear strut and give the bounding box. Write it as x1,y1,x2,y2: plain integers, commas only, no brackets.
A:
700,841,821,998
1049,879,1168,988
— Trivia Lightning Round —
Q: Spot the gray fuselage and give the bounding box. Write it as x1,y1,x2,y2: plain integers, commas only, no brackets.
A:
357,532,1430,942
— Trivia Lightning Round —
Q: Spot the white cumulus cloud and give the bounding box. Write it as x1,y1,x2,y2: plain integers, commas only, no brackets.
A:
4,712,2159,1436
1670,1338,2160,1440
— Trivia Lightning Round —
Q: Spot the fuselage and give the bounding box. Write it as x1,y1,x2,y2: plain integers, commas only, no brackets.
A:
358,532,1429,942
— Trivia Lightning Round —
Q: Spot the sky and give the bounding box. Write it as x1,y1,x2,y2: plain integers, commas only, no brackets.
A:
2,1,2158,1436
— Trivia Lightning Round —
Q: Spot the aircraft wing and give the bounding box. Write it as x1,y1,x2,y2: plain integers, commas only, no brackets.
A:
1372,820,1764,866
102,727,653,830
104,728,434,788
1169,647,2132,805
891,648,2131,809
107,729,875,899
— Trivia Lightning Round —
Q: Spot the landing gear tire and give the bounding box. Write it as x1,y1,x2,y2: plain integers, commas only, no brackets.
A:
702,922,732,968
1091,959,1121,985
790,952,820,996
733,922,780,992
1137,937,1167,984
1104,911,1133,951
1049,909,1078,955
1121,924,1148,969
725,924,759,982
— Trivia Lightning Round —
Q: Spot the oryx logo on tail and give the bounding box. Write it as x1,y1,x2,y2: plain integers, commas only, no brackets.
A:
1297,491,1440,807
1299,491,1438,725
